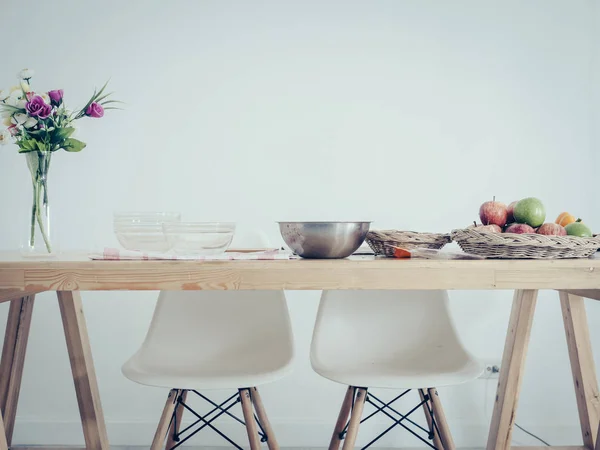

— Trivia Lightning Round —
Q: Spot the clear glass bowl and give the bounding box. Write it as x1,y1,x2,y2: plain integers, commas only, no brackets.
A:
115,228,172,252
113,211,181,224
113,212,181,252
163,222,236,255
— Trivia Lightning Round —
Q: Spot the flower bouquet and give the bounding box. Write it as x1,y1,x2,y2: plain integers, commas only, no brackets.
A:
0,69,120,255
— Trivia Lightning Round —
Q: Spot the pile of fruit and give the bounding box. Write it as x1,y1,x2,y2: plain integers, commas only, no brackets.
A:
474,197,593,237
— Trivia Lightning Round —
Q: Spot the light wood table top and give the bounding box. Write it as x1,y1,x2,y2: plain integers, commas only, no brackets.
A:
0,251,598,294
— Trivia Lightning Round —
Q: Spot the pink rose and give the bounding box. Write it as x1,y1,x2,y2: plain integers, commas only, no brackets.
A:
25,95,52,119
85,102,104,118
38,103,52,119
48,89,63,106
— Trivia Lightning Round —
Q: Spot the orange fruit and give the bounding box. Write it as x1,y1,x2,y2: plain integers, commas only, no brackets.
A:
555,212,577,227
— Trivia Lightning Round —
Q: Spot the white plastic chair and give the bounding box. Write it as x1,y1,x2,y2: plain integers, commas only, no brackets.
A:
123,233,294,450
310,290,483,450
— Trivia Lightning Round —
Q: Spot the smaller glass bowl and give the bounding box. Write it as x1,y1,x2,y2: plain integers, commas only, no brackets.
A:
163,222,236,255
113,212,180,252
115,227,172,252
113,211,181,224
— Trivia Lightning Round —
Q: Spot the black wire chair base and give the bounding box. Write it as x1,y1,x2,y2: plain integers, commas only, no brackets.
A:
340,387,444,450
167,389,268,450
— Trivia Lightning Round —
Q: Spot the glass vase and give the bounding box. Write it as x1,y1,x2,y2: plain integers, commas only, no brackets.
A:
22,151,54,257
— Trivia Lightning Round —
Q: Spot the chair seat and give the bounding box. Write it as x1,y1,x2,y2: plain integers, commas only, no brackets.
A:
123,343,293,390
311,350,484,389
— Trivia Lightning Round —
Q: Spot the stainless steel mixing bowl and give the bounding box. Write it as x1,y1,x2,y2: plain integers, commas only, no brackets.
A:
278,221,371,259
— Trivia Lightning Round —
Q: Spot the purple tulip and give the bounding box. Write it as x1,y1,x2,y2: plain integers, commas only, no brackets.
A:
26,95,52,119
48,89,63,106
85,102,104,118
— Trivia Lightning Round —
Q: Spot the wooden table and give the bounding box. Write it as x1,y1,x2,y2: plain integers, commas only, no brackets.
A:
0,252,599,450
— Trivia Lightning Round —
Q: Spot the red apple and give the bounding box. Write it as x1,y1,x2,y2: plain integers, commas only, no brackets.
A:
505,223,535,234
507,201,518,223
479,197,508,227
537,223,567,236
486,224,502,233
471,224,502,233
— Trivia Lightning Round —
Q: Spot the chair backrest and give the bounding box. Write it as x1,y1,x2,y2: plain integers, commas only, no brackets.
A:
311,290,468,365
137,230,293,364
140,290,293,363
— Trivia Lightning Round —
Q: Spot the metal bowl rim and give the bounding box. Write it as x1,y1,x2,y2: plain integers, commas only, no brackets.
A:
277,221,372,224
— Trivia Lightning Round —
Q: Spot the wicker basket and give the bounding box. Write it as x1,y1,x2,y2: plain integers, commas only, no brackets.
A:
451,228,600,259
366,230,451,257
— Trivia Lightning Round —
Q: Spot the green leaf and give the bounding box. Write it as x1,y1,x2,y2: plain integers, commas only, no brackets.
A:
26,129,47,139
94,80,110,101
50,127,75,145
100,100,124,106
35,141,49,152
18,139,37,152
1,104,24,113
95,91,114,103
62,138,86,152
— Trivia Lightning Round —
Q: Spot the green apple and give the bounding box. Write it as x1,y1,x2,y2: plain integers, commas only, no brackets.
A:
513,197,546,228
565,220,593,237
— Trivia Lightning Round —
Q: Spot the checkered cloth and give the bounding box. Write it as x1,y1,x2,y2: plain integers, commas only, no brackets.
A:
89,248,295,260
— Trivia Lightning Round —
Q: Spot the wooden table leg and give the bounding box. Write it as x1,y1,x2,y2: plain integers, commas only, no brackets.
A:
0,295,35,446
0,410,7,450
0,290,41,305
560,292,600,448
486,289,538,450
57,291,109,450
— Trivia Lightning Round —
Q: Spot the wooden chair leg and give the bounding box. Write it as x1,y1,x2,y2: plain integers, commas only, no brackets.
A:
57,291,110,450
0,295,35,446
240,388,262,450
151,389,179,450
165,390,187,449
341,387,367,450
251,387,280,450
329,386,354,450
419,389,443,449
486,289,538,450
560,292,600,448
427,388,455,450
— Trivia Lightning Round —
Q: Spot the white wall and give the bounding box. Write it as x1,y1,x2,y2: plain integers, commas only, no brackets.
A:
0,0,598,447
